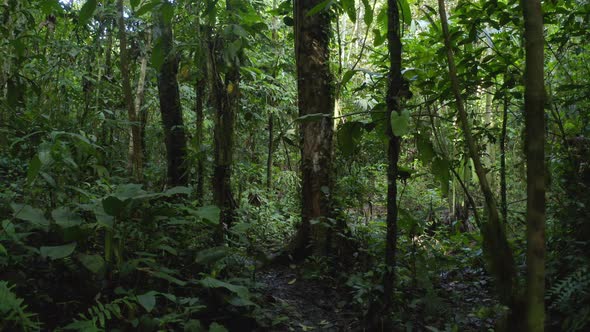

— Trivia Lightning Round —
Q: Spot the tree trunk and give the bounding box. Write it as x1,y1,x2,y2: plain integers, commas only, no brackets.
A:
522,0,546,330
291,0,335,257
500,91,509,226
266,113,274,189
116,0,143,181
134,33,150,171
209,11,239,237
437,0,517,306
154,4,188,186
194,19,208,204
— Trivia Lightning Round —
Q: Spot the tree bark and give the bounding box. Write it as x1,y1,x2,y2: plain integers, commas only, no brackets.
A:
209,3,239,237
383,0,402,315
437,0,517,305
291,0,335,257
154,4,188,186
522,0,546,330
194,16,207,204
116,0,143,181
500,91,509,226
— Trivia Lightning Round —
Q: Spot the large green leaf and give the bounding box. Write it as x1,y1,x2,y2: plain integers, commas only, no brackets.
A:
79,0,97,26
52,207,83,228
151,37,165,70
26,155,41,185
199,277,250,301
398,0,412,26
11,203,49,227
432,157,450,195
337,121,364,156
137,291,157,312
390,110,411,136
40,242,77,260
196,206,221,224
195,246,232,265
306,0,333,17
102,196,125,217
78,254,105,274
361,0,373,26
341,0,356,23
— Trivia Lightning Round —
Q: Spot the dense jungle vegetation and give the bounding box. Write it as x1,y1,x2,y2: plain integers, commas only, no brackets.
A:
1,0,589,331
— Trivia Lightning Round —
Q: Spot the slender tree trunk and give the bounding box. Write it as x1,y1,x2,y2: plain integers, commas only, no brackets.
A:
116,0,143,181
384,0,402,313
194,19,207,204
500,91,509,225
291,0,334,257
134,33,150,170
522,0,546,330
154,4,188,186
438,0,517,306
266,113,274,189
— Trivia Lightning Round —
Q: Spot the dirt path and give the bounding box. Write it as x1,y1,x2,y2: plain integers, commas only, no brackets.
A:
255,265,360,331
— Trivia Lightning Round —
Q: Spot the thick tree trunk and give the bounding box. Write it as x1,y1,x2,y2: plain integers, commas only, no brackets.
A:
438,0,517,306
154,5,188,186
291,0,334,257
522,0,546,330
209,29,238,236
116,0,143,181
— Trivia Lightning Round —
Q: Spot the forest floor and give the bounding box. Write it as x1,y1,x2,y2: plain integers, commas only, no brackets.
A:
255,265,360,331
253,264,498,331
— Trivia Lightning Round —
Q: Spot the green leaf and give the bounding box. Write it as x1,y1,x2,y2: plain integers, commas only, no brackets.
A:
40,242,77,260
11,203,49,227
209,322,229,332
199,277,250,300
26,155,41,185
341,0,356,23
78,254,105,274
306,0,333,17
337,121,364,156
361,0,373,26
137,292,157,312
196,205,221,224
161,1,174,24
195,246,232,265
136,0,160,16
417,135,435,164
341,69,356,87
52,207,83,228
130,0,140,10
432,157,450,195
79,0,97,26
398,0,412,26
163,186,192,196
283,16,294,26
102,196,125,216
0,243,7,256
151,37,165,70
390,110,411,136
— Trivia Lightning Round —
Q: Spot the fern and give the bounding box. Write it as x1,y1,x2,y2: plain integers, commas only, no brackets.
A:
0,281,40,331
547,267,590,331
63,296,137,331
